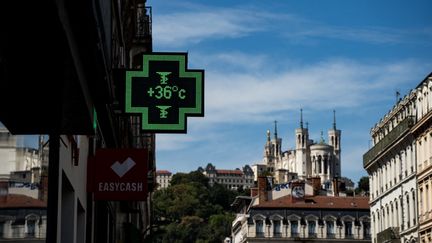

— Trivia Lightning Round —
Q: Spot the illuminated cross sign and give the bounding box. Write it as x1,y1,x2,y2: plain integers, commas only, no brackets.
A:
125,53,204,133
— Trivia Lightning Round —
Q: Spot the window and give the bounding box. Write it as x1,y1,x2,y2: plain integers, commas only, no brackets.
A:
27,220,36,237
308,221,316,237
256,220,264,237
273,220,281,237
327,221,335,238
363,222,371,239
345,221,353,238
291,221,299,237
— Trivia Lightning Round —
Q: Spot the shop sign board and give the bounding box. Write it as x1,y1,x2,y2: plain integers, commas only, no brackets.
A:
88,149,148,201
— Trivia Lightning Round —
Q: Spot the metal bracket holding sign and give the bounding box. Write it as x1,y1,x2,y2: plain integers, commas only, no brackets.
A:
125,52,204,133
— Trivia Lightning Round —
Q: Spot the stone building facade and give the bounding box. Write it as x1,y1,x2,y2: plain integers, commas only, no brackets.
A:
231,177,371,243
412,74,432,243
199,163,254,190
363,73,432,243
156,170,172,189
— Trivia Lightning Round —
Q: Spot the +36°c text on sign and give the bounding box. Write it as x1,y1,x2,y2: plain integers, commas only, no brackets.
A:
125,53,204,133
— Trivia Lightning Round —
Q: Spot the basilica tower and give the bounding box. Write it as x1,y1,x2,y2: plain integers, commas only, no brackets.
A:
327,110,341,177
295,109,310,178
263,121,282,173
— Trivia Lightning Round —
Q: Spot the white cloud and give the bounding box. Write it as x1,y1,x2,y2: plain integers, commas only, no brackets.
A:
153,8,266,47
202,56,429,124
155,52,431,154
152,4,432,48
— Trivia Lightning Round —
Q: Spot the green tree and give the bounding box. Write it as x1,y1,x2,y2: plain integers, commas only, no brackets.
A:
206,214,235,243
162,216,207,243
152,170,243,242
209,183,237,211
170,171,209,187
355,176,369,194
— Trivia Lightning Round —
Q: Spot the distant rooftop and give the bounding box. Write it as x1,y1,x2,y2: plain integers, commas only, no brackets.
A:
216,169,243,175
253,195,369,210
0,194,46,208
156,170,172,175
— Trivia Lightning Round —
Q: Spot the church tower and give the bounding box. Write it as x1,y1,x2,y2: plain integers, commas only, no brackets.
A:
263,121,282,173
295,109,310,178
328,110,341,177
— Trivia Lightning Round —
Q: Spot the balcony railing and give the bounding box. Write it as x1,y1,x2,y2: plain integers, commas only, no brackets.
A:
135,4,152,39
364,116,415,167
377,227,400,242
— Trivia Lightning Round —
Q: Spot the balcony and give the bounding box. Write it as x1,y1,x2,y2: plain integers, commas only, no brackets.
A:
364,116,415,167
377,227,400,242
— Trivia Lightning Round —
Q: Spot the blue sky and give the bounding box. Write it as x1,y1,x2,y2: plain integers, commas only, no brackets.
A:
10,0,430,187
148,0,432,186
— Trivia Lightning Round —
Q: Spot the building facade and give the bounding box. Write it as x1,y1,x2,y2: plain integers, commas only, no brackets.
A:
0,1,155,243
412,74,432,243
363,73,432,243
0,128,41,182
156,170,172,189
199,163,254,190
259,111,341,184
231,177,371,243
0,194,46,242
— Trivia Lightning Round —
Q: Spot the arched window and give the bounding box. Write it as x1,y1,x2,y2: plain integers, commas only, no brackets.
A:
273,220,281,237
290,220,299,237
406,194,410,228
326,220,335,238
308,220,316,238
324,155,328,174
256,219,264,237
344,220,353,238
270,215,283,237
363,221,371,239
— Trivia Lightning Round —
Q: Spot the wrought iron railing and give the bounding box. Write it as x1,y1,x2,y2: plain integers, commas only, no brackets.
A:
377,227,400,242
363,116,414,167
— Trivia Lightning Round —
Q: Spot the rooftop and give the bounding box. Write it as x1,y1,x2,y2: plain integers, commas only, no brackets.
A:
253,195,369,210
0,194,46,208
216,169,243,175
156,170,172,175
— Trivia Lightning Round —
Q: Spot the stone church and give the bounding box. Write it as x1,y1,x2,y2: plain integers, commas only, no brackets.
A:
261,110,341,184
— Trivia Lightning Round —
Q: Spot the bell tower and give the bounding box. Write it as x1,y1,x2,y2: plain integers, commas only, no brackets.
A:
295,109,309,178
328,110,341,177
263,121,282,172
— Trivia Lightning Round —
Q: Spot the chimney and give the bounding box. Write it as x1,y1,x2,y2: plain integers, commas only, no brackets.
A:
333,177,339,196
257,176,268,203
0,181,8,196
311,177,321,195
250,188,258,197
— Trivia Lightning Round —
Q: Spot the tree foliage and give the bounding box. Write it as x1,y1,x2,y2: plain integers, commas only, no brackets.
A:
151,171,244,242
355,176,369,195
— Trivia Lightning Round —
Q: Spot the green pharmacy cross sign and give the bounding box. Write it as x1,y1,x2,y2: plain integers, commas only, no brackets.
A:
125,53,204,133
